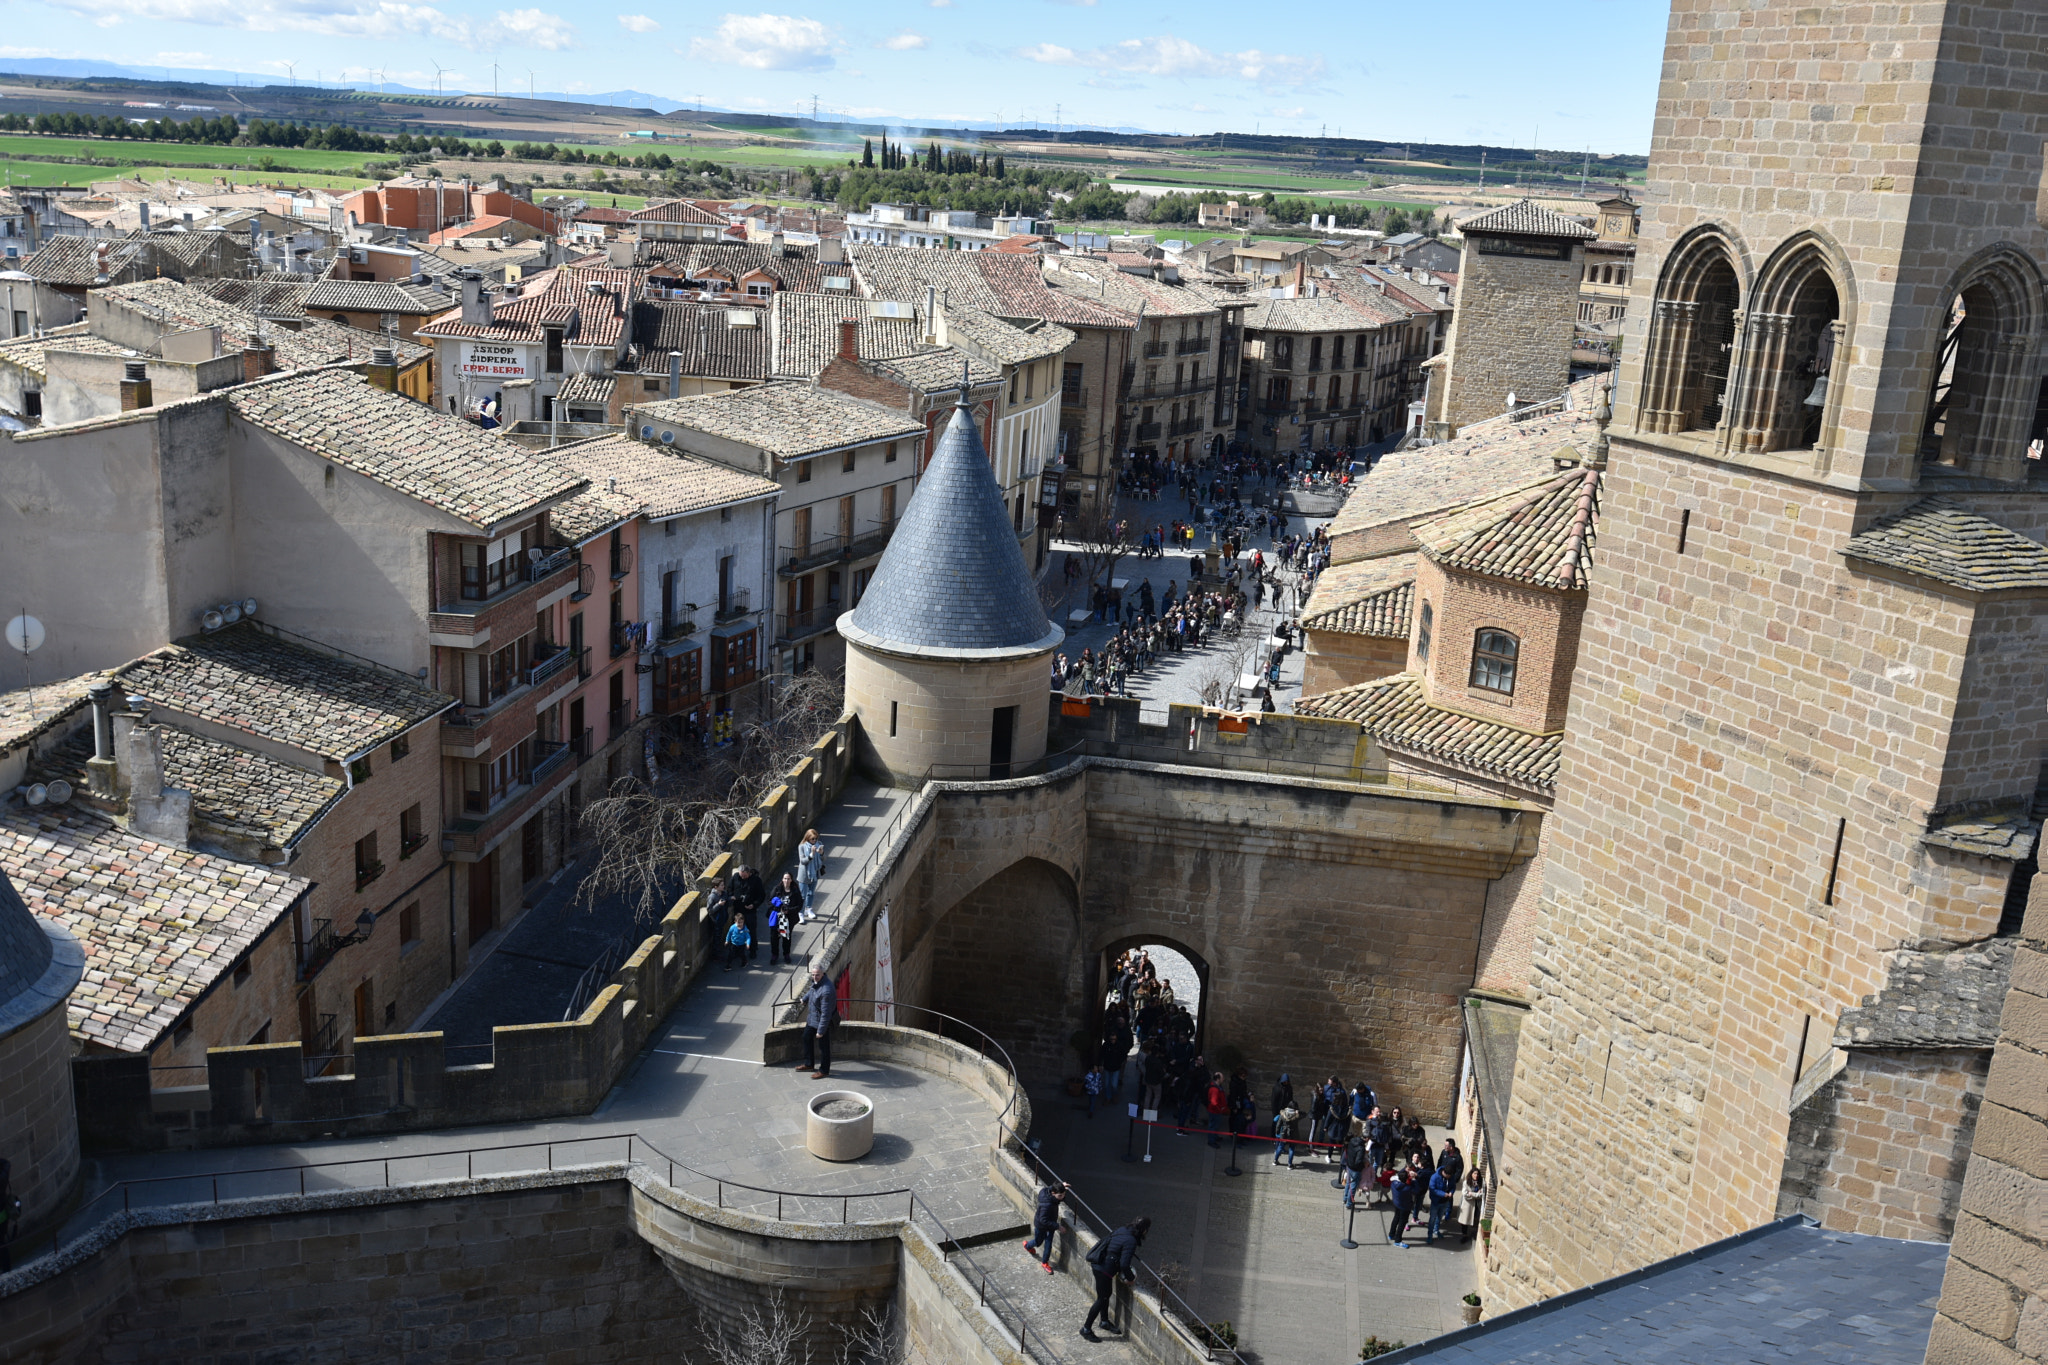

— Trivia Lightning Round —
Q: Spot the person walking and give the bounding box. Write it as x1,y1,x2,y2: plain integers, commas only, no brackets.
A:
1204,1071,1229,1148
795,829,825,920
729,864,766,963
721,910,750,972
1341,1128,1369,1207
1081,1217,1150,1342
1084,1063,1107,1118
800,966,838,1079
1022,1181,1069,1273
1269,1073,1296,1166
1459,1168,1486,1244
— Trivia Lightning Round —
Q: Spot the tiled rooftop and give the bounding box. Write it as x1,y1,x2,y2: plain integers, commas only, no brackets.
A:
0,804,309,1054
633,297,773,381
418,265,637,349
1327,390,1598,551
0,669,112,755
1460,199,1597,239
1413,465,1600,590
943,307,1073,365
21,234,145,286
115,621,455,762
35,724,345,852
546,435,780,521
303,278,452,315
643,241,826,294
1392,1218,1944,1364
227,368,585,530
632,199,730,226
94,278,430,371
192,276,314,318
850,245,1127,331
631,381,923,463
1293,672,1562,788
768,291,922,379
1842,500,2048,595
0,329,134,384
1044,259,1236,321
542,481,642,544
1300,553,1418,638
555,372,616,410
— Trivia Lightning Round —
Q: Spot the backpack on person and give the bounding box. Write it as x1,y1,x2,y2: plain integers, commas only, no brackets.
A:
1344,1134,1368,1172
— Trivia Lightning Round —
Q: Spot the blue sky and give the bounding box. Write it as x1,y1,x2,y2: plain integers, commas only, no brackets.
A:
6,0,1669,151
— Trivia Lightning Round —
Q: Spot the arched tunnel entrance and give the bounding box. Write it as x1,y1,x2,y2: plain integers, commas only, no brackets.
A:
1095,935,1209,1057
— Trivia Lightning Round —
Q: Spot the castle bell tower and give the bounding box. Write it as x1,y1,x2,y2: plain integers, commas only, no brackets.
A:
838,390,1063,784
1491,0,2048,1318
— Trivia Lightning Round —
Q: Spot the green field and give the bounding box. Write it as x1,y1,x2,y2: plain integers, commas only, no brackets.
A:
0,133,379,174
0,157,373,190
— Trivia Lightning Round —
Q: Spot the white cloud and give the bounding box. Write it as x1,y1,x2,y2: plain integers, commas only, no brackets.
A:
1018,34,1322,83
928,0,952,8
881,30,925,49
0,45,59,58
616,12,659,30
688,12,835,70
40,0,575,51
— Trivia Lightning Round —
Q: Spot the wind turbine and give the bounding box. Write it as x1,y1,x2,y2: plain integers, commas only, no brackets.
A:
525,67,535,96
492,62,499,96
432,61,448,96
282,60,298,86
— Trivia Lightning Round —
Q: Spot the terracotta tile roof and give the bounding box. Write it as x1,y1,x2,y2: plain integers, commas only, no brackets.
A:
767,291,920,378
1300,553,1418,638
632,297,772,381
545,434,780,521
643,242,825,294
632,199,730,226
1412,465,1600,589
418,265,638,349
94,278,430,370
116,621,454,762
631,381,923,463
302,278,451,315
1461,200,1596,239
1842,499,2048,595
868,347,1001,394
973,252,1132,329
1241,292,1385,333
426,214,517,244
192,276,314,318
1293,672,1562,788
227,368,585,530
34,725,345,852
0,670,111,755
943,308,1073,365
542,480,642,544
555,372,616,411
22,234,145,286
850,245,1127,331
1044,260,1234,321
1327,384,1601,551
574,206,636,224
0,329,134,383
0,804,309,1054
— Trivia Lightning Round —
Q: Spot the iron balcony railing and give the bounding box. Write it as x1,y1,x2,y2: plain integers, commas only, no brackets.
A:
714,588,750,622
529,739,572,786
780,534,846,573
776,604,843,643
1142,340,1169,358
1060,384,1088,408
526,644,576,689
1176,336,1209,354
846,517,898,561
607,700,636,742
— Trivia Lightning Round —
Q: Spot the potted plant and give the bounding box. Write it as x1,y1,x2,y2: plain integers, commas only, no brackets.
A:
1460,1292,1482,1325
1479,1216,1493,1249
1360,1335,1406,1359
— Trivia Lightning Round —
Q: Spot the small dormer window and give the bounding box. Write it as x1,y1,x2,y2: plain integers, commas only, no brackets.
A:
1471,629,1519,695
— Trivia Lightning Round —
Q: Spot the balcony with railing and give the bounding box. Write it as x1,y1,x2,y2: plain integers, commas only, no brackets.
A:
1134,421,1163,441
1125,376,1210,402
609,542,634,581
658,615,698,644
429,545,578,641
776,603,844,644
1176,335,1210,355
779,533,847,576
571,726,595,763
526,641,577,690
1061,384,1088,408
713,588,751,623
611,620,638,658
1143,340,1170,358
846,517,898,562
528,739,572,786
299,918,337,982
607,700,637,743
1168,416,1205,437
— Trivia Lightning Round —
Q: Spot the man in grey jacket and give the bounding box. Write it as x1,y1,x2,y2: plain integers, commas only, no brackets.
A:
802,967,838,1079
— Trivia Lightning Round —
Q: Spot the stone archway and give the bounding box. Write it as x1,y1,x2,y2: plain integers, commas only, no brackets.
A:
1095,932,1212,1053
916,856,1085,1087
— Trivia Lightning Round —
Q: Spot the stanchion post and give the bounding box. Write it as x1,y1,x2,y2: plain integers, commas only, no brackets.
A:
1224,1128,1242,1178
1340,1196,1359,1250
1121,1103,1138,1163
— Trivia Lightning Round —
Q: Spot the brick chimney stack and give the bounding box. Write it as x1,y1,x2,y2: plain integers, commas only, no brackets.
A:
242,342,275,383
118,359,152,412
838,319,859,361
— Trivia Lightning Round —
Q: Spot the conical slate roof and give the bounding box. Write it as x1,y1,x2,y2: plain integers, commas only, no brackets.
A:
0,863,83,1040
840,400,1063,659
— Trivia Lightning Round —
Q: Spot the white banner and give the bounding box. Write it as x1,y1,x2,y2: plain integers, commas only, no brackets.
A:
457,342,534,380
874,902,894,1025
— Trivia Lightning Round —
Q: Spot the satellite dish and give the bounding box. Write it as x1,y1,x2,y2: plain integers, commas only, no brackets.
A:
23,783,46,806
203,609,224,632
241,597,258,616
44,779,71,804
222,602,242,624
5,613,43,655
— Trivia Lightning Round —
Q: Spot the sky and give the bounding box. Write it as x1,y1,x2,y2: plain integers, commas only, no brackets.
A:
5,0,1670,152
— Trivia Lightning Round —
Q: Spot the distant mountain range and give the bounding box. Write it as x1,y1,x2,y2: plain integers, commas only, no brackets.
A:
0,58,1161,135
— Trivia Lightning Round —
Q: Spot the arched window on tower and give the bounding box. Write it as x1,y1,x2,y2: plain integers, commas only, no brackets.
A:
1919,250,2042,483
1470,629,1518,695
1638,233,1742,436
1722,240,1842,455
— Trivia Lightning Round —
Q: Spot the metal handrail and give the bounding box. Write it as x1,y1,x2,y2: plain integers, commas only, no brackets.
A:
1039,724,1518,802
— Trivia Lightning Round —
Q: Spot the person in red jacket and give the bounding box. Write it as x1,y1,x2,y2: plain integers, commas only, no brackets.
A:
1205,1071,1228,1148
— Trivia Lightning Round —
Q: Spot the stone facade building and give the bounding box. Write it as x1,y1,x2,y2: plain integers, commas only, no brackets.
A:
1488,1,2048,1338
1428,201,1592,437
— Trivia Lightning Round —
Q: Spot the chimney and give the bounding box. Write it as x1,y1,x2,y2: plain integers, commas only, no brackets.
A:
771,230,785,255
837,319,859,361
367,346,398,392
242,342,276,382
922,285,938,345
119,359,153,412
607,240,635,268
84,681,118,798
819,235,844,265
668,349,682,401
115,713,191,847
459,271,493,326
139,201,151,230
1293,259,1307,294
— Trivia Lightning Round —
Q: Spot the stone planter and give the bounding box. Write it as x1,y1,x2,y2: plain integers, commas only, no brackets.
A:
1460,1301,1482,1326
806,1090,875,1161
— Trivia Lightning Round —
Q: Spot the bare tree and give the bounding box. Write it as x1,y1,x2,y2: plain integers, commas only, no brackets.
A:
1058,493,1132,614
682,1296,908,1365
574,670,845,921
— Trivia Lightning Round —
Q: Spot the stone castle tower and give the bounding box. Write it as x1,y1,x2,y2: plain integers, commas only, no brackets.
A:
838,395,1063,784
0,865,84,1236
1491,0,2048,1318
1430,201,1593,435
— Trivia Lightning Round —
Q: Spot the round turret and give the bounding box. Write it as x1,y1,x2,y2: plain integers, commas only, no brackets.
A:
0,863,84,1235
838,398,1062,783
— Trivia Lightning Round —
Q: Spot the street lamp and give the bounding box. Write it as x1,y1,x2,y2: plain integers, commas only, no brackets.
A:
333,908,379,947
